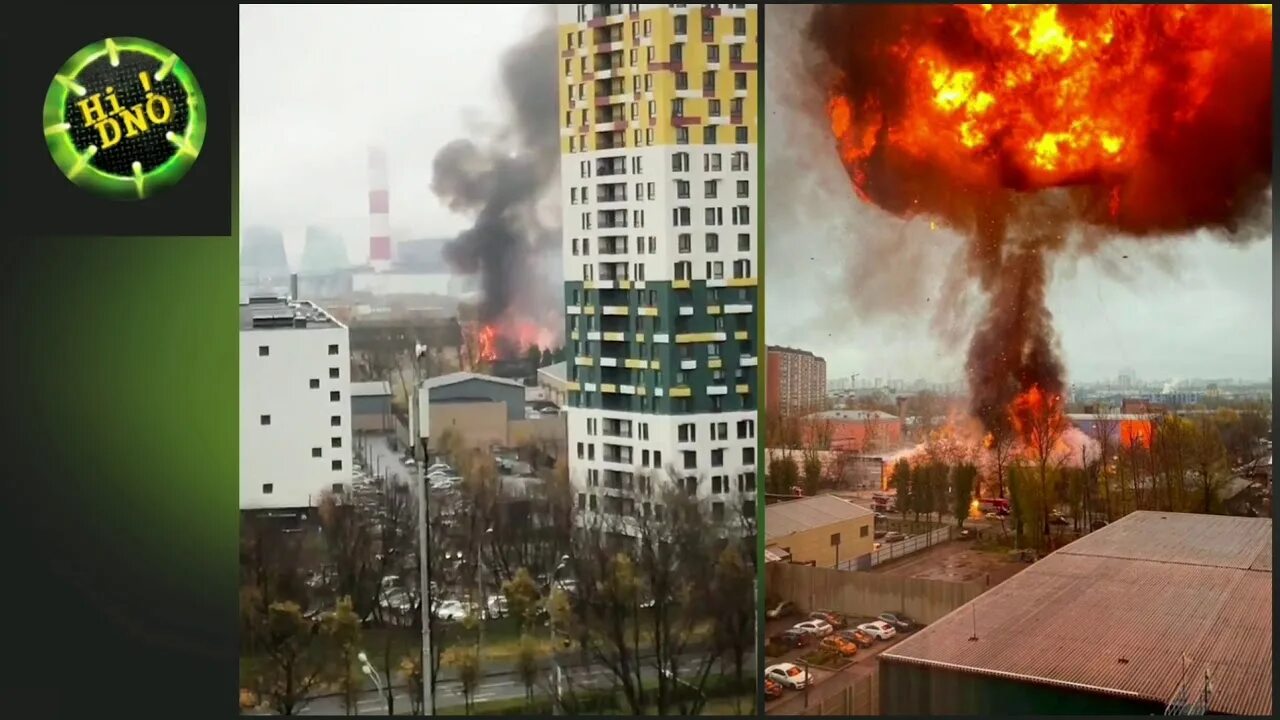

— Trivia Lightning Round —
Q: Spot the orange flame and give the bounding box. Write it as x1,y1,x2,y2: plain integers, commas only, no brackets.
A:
1009,385,1070,460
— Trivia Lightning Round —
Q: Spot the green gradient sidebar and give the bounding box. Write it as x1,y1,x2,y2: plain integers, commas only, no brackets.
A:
4,236,237,712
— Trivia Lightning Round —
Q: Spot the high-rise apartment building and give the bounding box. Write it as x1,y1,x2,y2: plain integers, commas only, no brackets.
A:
558,4,759,525
767,345,827,416
240,296,353,510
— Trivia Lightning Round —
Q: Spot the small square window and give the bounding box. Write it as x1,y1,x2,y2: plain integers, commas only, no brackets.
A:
312,447,322,458
331,416,341,427
329,367,340,379
258,345,269,356
309,378,320,389
860,526,869,538
332,460,343,471
332,483,344,493
328,344,339,355
260,415,271,426
330,390,340,402
262,483,274,494
332,437,342,448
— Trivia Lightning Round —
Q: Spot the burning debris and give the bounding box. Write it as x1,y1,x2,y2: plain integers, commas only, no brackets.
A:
432,6,561,360
813,4,1272,447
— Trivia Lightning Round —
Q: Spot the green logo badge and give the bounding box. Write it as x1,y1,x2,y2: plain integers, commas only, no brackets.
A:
43,37,206,200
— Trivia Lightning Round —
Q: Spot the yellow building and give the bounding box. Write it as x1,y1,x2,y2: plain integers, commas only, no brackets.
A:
557,3,761,524
766,495,875,571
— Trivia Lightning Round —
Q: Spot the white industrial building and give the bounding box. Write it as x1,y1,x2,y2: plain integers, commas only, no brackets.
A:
240,296,353,510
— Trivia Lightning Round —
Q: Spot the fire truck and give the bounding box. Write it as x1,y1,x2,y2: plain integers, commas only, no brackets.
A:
978,497,1011,515
872,491,897,513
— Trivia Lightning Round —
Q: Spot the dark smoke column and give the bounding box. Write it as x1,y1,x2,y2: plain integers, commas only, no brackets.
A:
431,6,561,356
810,3,1272,433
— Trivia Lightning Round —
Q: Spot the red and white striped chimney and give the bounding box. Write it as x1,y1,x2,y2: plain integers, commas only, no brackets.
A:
368,147,392,271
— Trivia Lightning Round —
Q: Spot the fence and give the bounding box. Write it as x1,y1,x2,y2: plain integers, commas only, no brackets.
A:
767,562,983,625
870,526,954,567
768,665,880,716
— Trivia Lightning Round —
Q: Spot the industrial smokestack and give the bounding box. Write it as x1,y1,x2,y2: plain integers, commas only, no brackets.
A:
368,147,392,271
289,273,298,302
896,396,909,438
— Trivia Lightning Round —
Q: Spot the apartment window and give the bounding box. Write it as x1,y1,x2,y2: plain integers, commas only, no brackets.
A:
312,447,322,458
743,447,756,465
258,345,269,357
670,42,684,63
672,98,685,119
644,18,652,35
703,125,718,144
588,445,595,461
711,448,725,467
676,126,690,145
735,72,748,90
708,44,720,63
648,99,657,117
630,48,638,66
734,258,752,278
329,367,339,379
674,15,687,34
676,179,690,198
578,493,586,511
332,460,343,471
732,151,749,171
678,233,692,253
730,43,743,62
332,437,342,448
673,152,689,172
648,236,656,253
647,182,655,200
262,483,274,494
571,188,578,205
861,525,870,538
831,532,841,547
705,233,719,252
654,450,662,467
737,234,752,254
647,46,656,62
682,450,697,469
675,261,691,280
705,207,723,226
642,449,650,466
645,73,653,91
330,390,340,402
260,415,270,426
709,99,722,117
673,207,691,226
735,126,749,144
633,129,642,146
331,415,341,427
737,180,749,198
711,421,727,440
632,156,643,173
712,476,726,494
328,343,339,355
309,378,320,389
703,71,716,92
676,72,688,90
678,423,696,442
572,237,580,255
706,153,722,171
589,495,598,511
703,14,715,34
734,17,747,35
704,180,718,199
731,97,744,117
733,205,751,225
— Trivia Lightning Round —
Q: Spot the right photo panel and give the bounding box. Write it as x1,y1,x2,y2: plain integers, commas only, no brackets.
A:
762,4,1273,717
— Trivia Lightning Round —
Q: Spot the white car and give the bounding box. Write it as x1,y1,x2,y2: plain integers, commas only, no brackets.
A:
402,457,416,466
764,663,810,689
792,619,833,637
857,621,897,640
435,600,470,621
427,463,452,474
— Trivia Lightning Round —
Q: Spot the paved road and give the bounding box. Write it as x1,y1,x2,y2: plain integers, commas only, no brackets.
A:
358,432,413,486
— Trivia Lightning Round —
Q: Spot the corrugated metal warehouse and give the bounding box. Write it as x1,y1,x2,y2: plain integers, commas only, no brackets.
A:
879,511,1272,716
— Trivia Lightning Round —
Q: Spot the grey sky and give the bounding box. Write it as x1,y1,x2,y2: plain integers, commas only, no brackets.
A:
764,5,1273,385
239,4,537,266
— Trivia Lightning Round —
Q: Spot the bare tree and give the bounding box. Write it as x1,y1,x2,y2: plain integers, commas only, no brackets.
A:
1009,387,1069,546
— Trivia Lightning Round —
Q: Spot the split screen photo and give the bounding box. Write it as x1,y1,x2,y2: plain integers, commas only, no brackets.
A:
237,4,1273,717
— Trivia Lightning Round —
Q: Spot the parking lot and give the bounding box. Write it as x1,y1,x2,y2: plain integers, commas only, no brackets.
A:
869,532,1030,586
763,610,914,714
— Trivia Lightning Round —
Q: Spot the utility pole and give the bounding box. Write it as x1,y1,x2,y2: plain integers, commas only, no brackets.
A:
416,382,435,715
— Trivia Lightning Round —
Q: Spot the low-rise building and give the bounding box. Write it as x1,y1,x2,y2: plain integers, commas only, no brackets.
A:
765,495,875,571
416,372,564,455
350,381,393,433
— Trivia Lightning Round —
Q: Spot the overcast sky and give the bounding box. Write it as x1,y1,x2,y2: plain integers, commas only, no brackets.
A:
764,5,1273,386
239,4,537,266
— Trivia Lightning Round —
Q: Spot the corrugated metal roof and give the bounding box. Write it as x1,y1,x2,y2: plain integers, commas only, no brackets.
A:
765,495,873,541
883,512,1272,716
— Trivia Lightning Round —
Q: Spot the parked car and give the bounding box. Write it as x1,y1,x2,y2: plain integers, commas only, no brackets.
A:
774,629,812,648
1049,513,1070,526
820,635,859,657
877,612,919,632
764,678,784,700
857,621,897,640
764,663,810,690
837,628,875,648
873,529,888,540
809,610,846,628
766,600,798,619
402,457,416,467
792,619,834,637
426,463,452,474
884,531,906,543
435,600,470,621
958,528,976,540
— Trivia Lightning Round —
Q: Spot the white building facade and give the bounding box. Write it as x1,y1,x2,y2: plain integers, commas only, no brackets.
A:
558,4,759,525
240,297,353,510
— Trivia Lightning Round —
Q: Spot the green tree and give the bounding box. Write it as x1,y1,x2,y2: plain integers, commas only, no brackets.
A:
802,452,823,496
1190,416,1230,513
443,646,482,715
889,459,913,526
326,596,363,716
767,454,799,495
952,464,978,528
255,601,331,716
502,567,543,632
514,634,545,707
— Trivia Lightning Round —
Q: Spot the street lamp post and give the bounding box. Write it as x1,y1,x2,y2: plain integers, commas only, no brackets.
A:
358,651,389,716
417,429,435,716
478,525,494,651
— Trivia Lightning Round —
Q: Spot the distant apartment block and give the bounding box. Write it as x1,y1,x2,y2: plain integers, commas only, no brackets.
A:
240,296,353,510
767,345,827,416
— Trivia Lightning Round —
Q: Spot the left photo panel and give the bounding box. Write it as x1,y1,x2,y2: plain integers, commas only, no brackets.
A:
238,4,761,716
